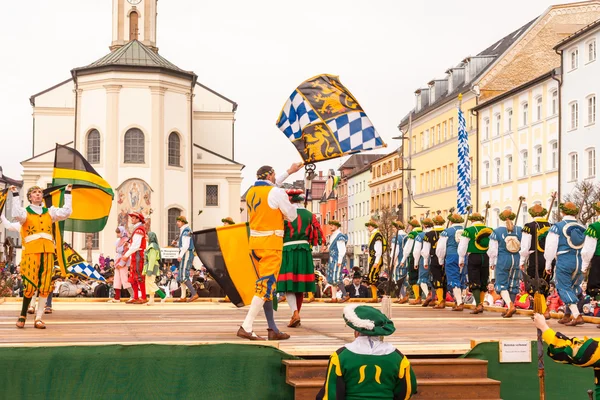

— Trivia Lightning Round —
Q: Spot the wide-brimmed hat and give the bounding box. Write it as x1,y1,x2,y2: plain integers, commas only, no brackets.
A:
499,209,516,221
352,270,362,279
408,219,421,228
594,202,600,213
559,202,579,216
468,212,485,222
128,212,145,223
528,204,548,217
432,215,445,226
392,221,405,230
343,304,396,336
328,220,341,228
448,213,464,224
221,217,235,225
365,219,378,228
422,218,434,228
176,216,188,224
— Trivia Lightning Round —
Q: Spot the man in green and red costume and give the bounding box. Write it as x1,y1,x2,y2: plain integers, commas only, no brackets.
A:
582,201,600,328
317,304,417,400
458,212,493,315
277,189,324,328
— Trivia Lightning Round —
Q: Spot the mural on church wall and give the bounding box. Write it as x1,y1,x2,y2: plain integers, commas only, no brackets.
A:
116,179,153,232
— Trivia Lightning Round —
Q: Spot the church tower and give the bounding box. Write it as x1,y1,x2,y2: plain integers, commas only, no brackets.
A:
110,0,158,52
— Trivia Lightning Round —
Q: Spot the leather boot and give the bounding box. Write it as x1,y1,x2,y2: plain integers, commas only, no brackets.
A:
558,315,571,324
470,304,484,314
409,298,422,305
267,329,290,341
422,293,433,307
503,307,517,318
433,300,446,309
287,310,301,328
543,309,551,320
452,304,464,311
564,315,584,326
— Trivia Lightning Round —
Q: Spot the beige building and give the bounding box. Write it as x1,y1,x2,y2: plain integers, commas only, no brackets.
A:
475,71,559,228
20,0,243,257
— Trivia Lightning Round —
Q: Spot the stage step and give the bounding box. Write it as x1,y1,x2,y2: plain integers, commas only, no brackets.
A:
284,359,501,400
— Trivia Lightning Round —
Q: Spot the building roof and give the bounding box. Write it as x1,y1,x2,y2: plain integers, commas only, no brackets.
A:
29,77,73,106
72,40,197,82
0,169,23,187
193,144,243,166
346,163,373,180
472,69,557,112
399,17,538,128
338,153,385,171
554,17,600,50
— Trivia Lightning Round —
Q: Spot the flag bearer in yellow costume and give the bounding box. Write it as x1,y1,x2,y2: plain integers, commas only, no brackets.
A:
316,304,417,400
11,184,72,329
237,163,301,341
365,219,386,301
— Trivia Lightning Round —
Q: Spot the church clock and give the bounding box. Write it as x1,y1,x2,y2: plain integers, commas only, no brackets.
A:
128,0,142,5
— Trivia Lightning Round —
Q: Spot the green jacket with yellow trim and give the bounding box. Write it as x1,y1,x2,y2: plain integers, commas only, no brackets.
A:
585,221,600,256
316,346,417,400
462,223,493,254
542,328,600,399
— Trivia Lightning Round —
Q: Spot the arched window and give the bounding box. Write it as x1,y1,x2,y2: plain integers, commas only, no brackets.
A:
124,128,145,164
129,11,139,41
168,132,181,167
167,208,182,244
86,129,100,164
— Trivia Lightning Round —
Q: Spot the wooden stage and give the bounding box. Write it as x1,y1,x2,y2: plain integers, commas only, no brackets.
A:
0,299,598,357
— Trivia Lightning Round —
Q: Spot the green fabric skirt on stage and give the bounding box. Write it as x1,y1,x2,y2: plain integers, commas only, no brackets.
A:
277,243,316,293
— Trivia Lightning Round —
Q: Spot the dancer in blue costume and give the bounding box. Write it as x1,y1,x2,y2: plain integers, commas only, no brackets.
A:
391,221,409,304
488,209,522,318
544,202,586,326
412,218,434,307
436,213,465,311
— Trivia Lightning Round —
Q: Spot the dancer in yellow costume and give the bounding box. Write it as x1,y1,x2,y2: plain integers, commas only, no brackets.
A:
237,163,301,341
11,184,72,329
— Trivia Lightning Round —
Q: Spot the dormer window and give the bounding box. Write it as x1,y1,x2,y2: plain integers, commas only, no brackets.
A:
416,94,422,111
430,85,436,104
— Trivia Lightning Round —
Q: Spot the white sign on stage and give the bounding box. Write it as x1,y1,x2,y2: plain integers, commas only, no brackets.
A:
161,247,180,260
499,340,531,363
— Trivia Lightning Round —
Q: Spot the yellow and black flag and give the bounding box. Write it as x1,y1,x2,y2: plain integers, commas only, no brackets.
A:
44,144,114,275
0,188,8,216
193,223,258,307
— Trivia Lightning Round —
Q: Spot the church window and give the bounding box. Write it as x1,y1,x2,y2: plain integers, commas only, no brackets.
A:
167,208,181,244
124,128,145,164
87,129,101,164
206,185,219,206
168,132,181,167
129,11,139,41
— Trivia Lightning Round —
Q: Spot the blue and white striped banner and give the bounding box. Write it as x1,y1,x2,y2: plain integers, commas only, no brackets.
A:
457,106,471,215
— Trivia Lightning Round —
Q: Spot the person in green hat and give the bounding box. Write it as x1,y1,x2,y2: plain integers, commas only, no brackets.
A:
316,304,417,399
582,201,600,328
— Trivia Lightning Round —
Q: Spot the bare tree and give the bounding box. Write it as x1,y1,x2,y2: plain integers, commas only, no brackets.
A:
563,181,600,225
372,207,398,276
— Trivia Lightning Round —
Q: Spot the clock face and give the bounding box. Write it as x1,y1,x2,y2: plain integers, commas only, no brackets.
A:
128,0,142,5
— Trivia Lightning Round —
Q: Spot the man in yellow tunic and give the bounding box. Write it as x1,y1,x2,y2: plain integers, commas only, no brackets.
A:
11,184,72,329
237,163,301,341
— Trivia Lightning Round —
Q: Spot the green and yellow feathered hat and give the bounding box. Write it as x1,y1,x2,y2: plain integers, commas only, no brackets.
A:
499,209,516,221
422,218,434,228
468,212,485,222
343,304,396,337
528,204,548,218
408,219,421,228
432,215,445,226
448,213,464,224
365,219,379,228
559,202,579,216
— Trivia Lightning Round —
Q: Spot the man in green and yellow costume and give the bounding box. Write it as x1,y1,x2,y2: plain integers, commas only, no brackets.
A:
458,212,492,315
316,304,417,400
400,219,423,305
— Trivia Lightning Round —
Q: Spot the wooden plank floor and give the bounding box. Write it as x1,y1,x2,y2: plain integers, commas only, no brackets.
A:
0,301,597,357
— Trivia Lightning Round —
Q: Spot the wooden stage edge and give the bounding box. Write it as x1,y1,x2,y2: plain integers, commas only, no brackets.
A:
1,298,598,358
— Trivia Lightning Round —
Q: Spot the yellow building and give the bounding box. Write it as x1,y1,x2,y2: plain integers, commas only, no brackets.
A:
369,149,403,217
474,71,559,228
399,1,600,219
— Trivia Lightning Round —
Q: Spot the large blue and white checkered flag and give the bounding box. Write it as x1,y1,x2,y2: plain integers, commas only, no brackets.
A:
276,74,385,163
68,262,106,282
457,104,471,215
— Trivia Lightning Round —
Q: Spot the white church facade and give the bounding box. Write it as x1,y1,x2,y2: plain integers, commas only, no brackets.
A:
20,0,243,256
